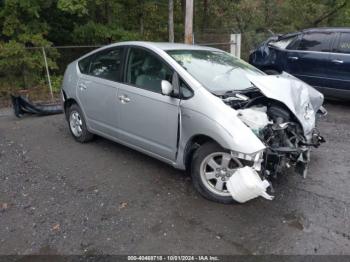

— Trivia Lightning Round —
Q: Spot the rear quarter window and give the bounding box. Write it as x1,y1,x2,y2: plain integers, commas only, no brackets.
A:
335,33,350,54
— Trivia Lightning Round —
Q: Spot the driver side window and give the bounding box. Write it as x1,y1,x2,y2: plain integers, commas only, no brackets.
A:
126,48,173,93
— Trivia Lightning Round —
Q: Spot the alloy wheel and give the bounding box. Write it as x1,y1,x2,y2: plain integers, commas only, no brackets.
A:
69,111,83,137
199,152,243,197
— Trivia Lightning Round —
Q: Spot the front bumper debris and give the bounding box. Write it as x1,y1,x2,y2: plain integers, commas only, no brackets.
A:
11,95,63,118
227,166,274,203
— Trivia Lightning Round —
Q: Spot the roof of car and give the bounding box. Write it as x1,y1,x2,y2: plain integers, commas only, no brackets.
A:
277,27,350,39
110,41,220,51
77,41,223,62
302,27,350,33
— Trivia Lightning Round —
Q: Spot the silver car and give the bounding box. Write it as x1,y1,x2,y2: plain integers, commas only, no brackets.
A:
61,41,326,203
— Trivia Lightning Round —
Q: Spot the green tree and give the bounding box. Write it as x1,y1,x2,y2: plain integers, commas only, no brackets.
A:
1,0,350,98
0,0,58,92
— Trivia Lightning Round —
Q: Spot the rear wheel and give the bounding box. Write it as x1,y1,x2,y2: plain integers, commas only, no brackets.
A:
191,142,243,204
68,104,94,143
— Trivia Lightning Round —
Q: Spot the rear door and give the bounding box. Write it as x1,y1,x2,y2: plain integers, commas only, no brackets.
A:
284,32,334,87
77,47,125,136
326,32,350,96
117,47,180,161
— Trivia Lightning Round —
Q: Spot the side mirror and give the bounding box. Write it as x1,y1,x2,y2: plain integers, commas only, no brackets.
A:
161,80,173,96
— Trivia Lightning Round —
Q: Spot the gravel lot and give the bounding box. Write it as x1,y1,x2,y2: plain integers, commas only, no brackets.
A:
0,101,349,255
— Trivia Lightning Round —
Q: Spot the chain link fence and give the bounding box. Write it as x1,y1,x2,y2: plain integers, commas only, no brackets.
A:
0,31,273,106
0,46,99,106
194,31,273,59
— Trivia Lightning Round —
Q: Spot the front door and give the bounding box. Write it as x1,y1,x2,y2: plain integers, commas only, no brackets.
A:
284,32,334,87
117,47,180,161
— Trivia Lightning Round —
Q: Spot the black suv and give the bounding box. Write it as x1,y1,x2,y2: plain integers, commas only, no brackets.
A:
249,28,350,99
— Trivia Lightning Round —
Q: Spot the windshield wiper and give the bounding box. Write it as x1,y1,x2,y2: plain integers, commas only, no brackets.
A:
223,86,257,95
222,93,249,102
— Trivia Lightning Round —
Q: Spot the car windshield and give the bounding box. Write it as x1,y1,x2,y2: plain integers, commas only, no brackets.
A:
167,49,264,92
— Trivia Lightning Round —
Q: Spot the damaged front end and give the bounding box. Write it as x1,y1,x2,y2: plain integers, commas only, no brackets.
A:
220,73,326,201
237,105,317,179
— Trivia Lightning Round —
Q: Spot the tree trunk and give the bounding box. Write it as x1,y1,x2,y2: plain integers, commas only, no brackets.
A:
168,0,174,42
138,0,144,36
181,0,186,22
184,0,193,44
106,1,112,24
202,0,209,32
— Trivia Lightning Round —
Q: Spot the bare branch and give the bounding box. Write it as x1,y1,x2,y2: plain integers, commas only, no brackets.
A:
312,1,347,26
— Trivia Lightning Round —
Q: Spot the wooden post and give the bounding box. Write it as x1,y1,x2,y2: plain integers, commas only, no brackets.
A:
168,0,174,42
184,0,193,44
230,34,241,58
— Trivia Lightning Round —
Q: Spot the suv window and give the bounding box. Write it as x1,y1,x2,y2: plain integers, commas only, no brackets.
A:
270,36,296,49
335,33,350,54
89,47,124,81
126,48,173,93
297,32,334,52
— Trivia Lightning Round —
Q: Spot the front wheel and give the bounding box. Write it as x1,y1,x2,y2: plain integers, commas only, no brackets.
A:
68,104,94,143
191,142,243,204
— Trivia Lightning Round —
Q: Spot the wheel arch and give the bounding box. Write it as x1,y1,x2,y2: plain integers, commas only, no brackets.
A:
262,66,282,74
63,96,78,120
62,89,86,120
183,134,223,172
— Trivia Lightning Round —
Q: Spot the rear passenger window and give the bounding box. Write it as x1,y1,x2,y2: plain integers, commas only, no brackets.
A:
335,33,350,54
298,33,334,52
90,47,124,82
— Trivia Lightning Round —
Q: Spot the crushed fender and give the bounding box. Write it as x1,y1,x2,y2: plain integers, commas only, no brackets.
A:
227,166,274,203
11,95,63,118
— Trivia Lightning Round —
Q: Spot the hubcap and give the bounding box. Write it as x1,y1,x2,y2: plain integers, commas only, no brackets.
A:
69,111,83,137
200,152,243,197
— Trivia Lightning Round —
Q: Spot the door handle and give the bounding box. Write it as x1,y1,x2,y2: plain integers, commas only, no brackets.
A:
78,83,87,90
332,59,344,64
118,95,130,104
288,56,299,61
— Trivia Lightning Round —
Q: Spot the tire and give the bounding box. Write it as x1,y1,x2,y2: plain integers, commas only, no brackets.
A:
264,69,280,75
191,142,243,204
67,104,94,143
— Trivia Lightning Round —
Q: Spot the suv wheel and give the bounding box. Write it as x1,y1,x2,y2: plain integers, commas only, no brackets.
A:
191,142,243,204
68,104,94,143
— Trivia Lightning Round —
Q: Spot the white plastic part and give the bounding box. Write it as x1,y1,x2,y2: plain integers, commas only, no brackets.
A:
226,166,274,203
237,106,271,134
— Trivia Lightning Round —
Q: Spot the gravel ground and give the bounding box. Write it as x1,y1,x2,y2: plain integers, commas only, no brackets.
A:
0,101,349,255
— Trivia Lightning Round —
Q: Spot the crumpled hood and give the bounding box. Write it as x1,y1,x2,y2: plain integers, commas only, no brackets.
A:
246,72,324,137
